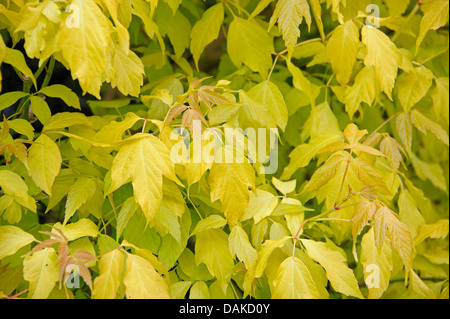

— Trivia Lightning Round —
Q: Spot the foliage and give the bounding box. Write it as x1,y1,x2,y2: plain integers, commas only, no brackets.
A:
0,0,449,299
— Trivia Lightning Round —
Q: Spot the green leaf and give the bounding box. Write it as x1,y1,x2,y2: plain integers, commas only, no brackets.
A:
228,225,258,270
0,170,36,212
190,3,224,68
0,92,29,112
191,214,227,236
228,17,274,78
38,85,81,110
397,66,434,112
2,48,37,88
416,0,449,50
30,95,51,124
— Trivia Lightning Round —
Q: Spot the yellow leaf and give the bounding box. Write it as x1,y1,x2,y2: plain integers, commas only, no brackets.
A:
109,133,179,225
269,0,311,55
52,218,99,241
0,170,36,212
27,134,61,196
241,189,278,224
228,226,258,270
111,43,144,97
351,201,377,259
431,77,449,125
396,111,413,153
373,206,415,270
416,0,449,51
195,229,234,291
326,20,360,86
414,219,449,246
123,253,169,299
272,256,321,299
208,161,255,222
58,0,111,97
191,215,227,236
383,0,409,16
409,269,437,299
397,66,434,112
272,177,296,195
410,109,449,146
398,190,425,238
360,228,392,299
301,239,364,298
361,25,401,100
23,247,59,299
63,177,98,224
92,249,124,299
0,225,36,259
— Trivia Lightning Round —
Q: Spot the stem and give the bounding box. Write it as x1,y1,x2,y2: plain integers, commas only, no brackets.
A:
392,4,420,43
227,0,250,17
364,110,403,144
275,38,322,57
337,150,353,203
267,54,280,81
6,288,29,299
41,56,55,90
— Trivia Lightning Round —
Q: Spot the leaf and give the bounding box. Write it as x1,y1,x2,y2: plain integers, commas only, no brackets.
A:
409,269,437,299
398,190,425,238
191,214,227,236
190,3,224,68
351,201,377,259
286,59,318,107
414,219,449,246
38,85,81,110
272,256,321,299
7,118,35,141
250,0,275,18
416,0,449,51
2,48,36,88
272,177,296,195
189,281,210,299
301,152,347,194
23,248,59,299
380,135,404,169
410,153,447,191
109,133,179,225
92,249,124,299
361,25,401,100
123,253,169,299
397,66,434,112
241,189,278,224
0,92,29,112
301,239,363,298
326,20,360,86
228,17,274,78
0,225,36,259
248,80,289,131
52,219,99,241
111,44,145,97
383,0,409,16
57,0,110,97
27,134,61,196
208,161,255,222
410,109,449,146
0,170,36,212
228,226,258,270
373,206,415,270
195,229,234,291
344,66,378,119
396,111,413,153
431,77,449,125
29,95,51,124
309,0,325,40
269,0,311,55
238,90,277,129
360,228,392,299
351,157,392,197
